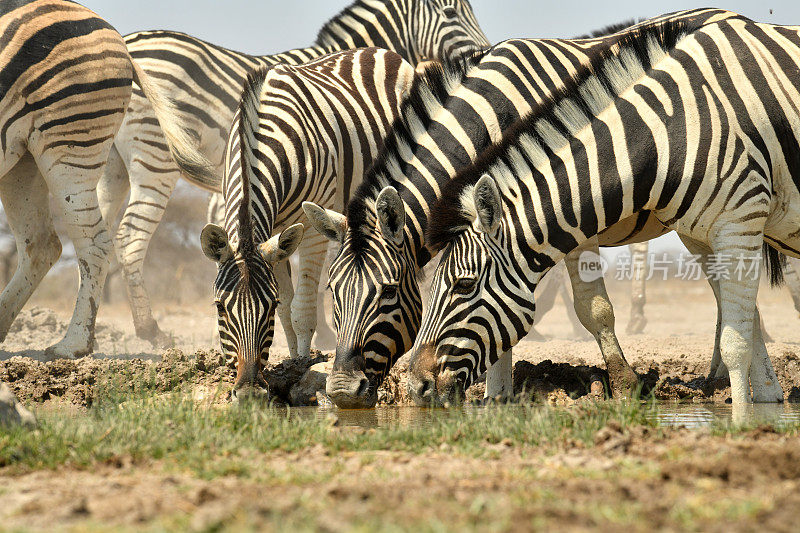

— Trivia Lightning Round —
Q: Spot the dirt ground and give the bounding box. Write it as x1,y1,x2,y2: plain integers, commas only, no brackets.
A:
3,277,800,530
6,277,800,406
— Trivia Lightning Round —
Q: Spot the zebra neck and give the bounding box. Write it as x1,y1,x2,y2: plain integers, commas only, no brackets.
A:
315,0,419,63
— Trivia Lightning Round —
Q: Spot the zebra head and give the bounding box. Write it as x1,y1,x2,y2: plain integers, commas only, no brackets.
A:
201,222,305,402
408,175,541,405
303,187,421,408
408,0,490,61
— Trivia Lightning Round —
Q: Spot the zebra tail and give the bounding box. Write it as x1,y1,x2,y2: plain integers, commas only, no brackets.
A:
128,59,219,191
763,242,786,287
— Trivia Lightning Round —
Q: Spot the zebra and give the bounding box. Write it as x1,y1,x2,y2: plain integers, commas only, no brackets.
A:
302,8,741,407
0,0,209,358
408,15,800,406
199,48,418,401
99,0,489,347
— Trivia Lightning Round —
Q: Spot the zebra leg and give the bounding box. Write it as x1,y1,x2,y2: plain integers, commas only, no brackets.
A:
97,145,130,230
290,231,328,358
751,307,784,402
758,311,774,343
626,241,648,334
313,242,337,351
114,165,180,347
484,349,512,401
784,257,800,316
678,236,777,394
39,157,113,359
0,154,62,342
275,260,298,358
556,271,591,339
564,238,638,396
527,265,559,340
313,290,337,351
709,229,765,405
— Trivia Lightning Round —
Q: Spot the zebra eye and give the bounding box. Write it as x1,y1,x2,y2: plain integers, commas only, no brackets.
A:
216,301,227,317
381,284,398,300
453,277,477,294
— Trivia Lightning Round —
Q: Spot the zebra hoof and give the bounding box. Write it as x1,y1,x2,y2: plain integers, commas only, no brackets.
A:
43,340,92,361
625,315,647,335
136,320,174,348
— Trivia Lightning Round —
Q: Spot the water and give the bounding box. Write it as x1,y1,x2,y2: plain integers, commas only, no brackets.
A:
650,402,800,429
282,403,800,430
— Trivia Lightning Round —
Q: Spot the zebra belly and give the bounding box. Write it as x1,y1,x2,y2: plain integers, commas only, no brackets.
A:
597,213,670,247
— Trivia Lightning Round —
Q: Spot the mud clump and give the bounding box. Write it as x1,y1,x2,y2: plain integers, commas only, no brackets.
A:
0,349,231,407
264,350,329,405
514,360,609,403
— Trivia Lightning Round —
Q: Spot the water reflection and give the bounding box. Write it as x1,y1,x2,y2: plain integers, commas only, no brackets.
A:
651,402,800,428
281,402,800,430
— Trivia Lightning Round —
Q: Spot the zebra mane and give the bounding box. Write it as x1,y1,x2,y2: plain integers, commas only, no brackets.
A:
345,48,487,252
572,18,640,40
427,18,699,251
315,0,375,48
234,66,272,259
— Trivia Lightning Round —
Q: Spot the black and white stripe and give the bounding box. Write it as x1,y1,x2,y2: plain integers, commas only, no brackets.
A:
304,8,740,405
200,48,417,400
411,16,800,406
0,0,209,358
101,0,489,346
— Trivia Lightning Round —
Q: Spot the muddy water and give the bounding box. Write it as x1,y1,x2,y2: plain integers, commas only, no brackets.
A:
285,403,800,430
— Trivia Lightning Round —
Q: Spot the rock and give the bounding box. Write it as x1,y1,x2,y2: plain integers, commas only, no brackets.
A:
0,381,36,427
290,361,332,406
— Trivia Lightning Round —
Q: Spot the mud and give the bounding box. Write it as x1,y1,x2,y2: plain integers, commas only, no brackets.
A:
6,282,800,407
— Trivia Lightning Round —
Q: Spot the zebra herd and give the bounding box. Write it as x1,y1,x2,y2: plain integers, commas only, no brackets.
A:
1,1,799,407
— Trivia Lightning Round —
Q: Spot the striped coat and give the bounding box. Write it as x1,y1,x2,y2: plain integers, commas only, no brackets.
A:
0,0,208,358
100,0,489,346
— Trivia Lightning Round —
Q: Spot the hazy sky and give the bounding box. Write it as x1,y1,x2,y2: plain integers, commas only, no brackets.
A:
81,1,800,55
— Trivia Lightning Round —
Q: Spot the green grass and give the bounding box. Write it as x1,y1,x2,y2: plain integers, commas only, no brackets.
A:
0,378,654,477
3,368,799,479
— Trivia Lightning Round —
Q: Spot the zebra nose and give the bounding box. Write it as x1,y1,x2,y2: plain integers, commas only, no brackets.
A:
408,374,434,406
326,370,375,408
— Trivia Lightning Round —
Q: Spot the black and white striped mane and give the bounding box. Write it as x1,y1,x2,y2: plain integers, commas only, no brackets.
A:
345,47,487,252
315,0,380,47
572,19,640,39
233,67,273,265
426,18,700,251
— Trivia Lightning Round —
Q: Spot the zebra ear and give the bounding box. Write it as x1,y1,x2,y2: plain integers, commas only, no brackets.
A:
302,202,346,243
260,223,305,264
376,186,405,245
474,174,502,234
200,224,233,263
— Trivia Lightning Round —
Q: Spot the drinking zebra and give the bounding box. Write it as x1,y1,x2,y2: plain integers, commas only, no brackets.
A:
101,0,489,347
409,16,800,405
302,8,741,407
199,48,418,400
0,0,209,358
